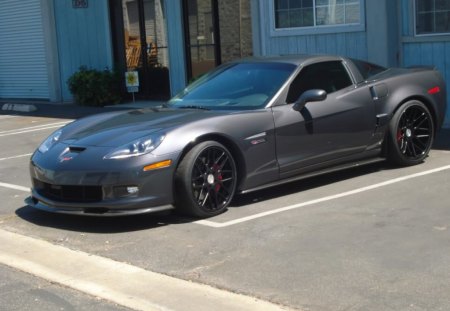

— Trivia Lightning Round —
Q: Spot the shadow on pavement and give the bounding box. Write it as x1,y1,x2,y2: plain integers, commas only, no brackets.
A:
232,129,450,207
10,104,448,231
16,156,438,231
231,161,389,207
15,206,195,234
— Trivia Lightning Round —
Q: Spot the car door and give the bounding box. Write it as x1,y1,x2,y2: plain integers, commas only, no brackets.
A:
271,60,376,177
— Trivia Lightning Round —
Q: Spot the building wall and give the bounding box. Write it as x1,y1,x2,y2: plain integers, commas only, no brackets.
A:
54,0,113,102
252,1,368,61
260,31,368,60
252,0,449,127
251,0,400,67
0,0,50,100
400,0,450,127
366,0,399,67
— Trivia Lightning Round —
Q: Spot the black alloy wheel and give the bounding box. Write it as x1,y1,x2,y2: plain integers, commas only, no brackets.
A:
388,100,434,166
175,141,237,218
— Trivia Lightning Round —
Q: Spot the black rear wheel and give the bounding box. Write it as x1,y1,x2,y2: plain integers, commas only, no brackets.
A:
387,100,434,166
174,141,237,218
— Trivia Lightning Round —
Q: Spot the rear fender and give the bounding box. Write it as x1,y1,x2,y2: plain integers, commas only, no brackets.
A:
380,71,446,129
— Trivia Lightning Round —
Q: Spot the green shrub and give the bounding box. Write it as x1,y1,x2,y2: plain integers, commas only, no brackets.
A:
67,66,123,106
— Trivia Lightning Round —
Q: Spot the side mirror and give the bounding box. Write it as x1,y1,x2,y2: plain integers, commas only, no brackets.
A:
292,89,327,111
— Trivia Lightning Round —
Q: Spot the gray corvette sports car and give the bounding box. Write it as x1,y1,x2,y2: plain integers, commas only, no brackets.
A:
27,55,447,218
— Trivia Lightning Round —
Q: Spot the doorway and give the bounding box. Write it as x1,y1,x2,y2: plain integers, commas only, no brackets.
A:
182,0,253,81
110,0,171,99
183,0,220,80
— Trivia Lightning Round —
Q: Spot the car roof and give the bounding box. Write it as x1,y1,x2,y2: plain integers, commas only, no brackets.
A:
235,54,344,66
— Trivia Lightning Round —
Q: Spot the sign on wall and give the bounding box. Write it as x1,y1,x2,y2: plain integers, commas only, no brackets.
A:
72,0,88,9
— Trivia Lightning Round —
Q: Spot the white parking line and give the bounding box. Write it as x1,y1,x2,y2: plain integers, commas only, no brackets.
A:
195,164,450,228
0,115,18,120
0,121,69,133
0,121,71,137
0,153,33,161
0,182,29,192
2,164,449,227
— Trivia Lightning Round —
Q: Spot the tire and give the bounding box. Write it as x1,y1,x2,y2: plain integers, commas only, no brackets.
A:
174,141,237,218
387,100,434,166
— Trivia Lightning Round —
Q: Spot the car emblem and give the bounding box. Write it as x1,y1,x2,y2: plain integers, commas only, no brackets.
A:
58,147,78,163
245,132,267,145
60,156,73,162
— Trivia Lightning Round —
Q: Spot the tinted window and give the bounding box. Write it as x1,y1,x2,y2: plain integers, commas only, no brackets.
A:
286,61,353,103
169,62,296,110
351,59,386,80
416,0,450,35
274,0,361,29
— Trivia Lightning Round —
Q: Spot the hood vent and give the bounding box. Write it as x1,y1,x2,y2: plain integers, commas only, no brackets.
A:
69,146,86,153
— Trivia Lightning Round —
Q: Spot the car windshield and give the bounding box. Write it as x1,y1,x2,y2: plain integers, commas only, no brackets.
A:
168,62,296,110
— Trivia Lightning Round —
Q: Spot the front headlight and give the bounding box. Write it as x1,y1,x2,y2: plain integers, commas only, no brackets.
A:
38,130,62,153
104,133,165,159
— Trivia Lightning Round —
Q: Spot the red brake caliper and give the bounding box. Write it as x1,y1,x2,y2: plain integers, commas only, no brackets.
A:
396,129,403,142
213,164,222,192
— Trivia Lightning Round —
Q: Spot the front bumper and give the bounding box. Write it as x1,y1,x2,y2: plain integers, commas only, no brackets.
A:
27,145,179,216
25,195,174,216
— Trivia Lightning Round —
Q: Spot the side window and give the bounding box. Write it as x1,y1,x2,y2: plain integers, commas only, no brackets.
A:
286,61,353,103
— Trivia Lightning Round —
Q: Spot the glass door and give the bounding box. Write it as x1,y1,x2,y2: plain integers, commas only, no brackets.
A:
142,0,170,96
182,0,253,81
183,0,221,80
112,0,171,99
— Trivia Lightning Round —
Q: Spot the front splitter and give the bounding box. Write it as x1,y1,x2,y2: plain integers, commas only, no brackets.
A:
25,196,174,217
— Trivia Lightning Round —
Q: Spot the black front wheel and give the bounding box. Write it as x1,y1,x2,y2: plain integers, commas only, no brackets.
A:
174,141,237,218
387,100,434,166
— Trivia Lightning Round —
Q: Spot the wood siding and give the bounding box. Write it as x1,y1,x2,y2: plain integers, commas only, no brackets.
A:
254,2,368,60
54,0,113,101
401,0,450,127
262,32,367,60
403,42,450,127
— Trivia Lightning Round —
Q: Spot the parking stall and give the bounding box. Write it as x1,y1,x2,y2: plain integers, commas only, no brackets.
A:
1,111,450,311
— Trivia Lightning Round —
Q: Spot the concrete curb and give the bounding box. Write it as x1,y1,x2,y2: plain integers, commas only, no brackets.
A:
0,229,292,311
2,103,37,113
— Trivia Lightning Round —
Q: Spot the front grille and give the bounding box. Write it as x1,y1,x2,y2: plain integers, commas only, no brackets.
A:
33,179,103,203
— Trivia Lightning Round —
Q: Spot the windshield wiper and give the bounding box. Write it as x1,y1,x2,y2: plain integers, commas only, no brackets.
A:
176,105,210,111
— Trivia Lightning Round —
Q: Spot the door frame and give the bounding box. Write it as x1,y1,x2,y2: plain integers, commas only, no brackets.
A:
109,0,171,99
182,0,222,81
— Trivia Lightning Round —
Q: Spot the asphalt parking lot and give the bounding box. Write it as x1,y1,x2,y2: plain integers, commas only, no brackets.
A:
1,106,450,311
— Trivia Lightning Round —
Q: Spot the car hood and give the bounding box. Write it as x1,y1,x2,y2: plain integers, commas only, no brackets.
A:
59,107,233,147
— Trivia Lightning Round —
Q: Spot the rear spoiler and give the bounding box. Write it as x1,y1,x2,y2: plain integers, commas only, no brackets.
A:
406,65,437,72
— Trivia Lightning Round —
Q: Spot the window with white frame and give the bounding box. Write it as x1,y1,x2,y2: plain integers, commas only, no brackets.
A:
274,0,361,29
416,0,450,35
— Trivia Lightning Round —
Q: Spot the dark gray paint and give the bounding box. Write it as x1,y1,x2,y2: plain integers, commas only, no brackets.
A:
27,55,447,216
